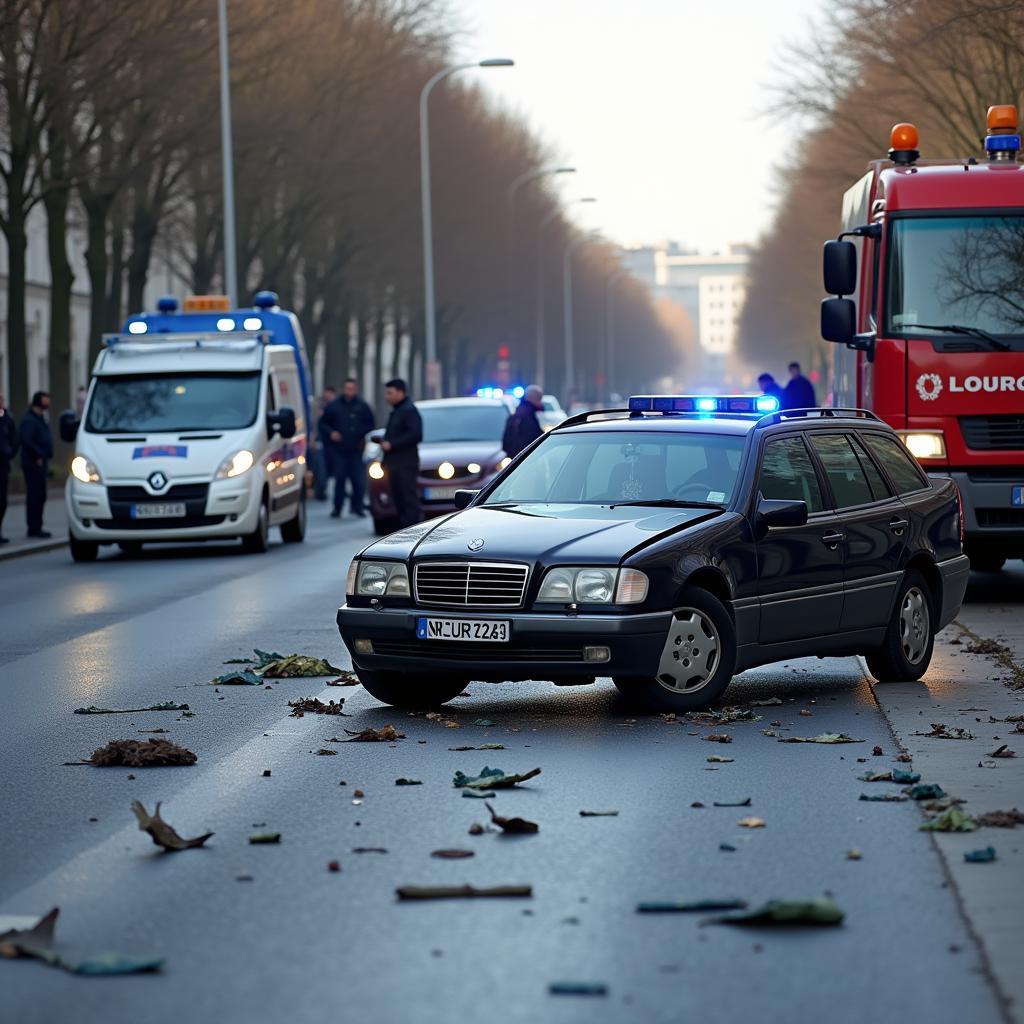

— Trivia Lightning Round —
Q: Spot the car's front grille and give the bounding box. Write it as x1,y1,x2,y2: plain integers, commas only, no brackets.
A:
94,515,226,531
103,483,211,527
414,561,529,608
960,416,1024,451
372,640,584,662
976,508,1024,527
107,483,210,503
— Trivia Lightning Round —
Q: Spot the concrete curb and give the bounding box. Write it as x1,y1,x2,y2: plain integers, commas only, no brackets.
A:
0,537,67,562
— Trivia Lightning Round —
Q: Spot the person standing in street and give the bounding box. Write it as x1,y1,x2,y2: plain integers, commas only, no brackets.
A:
20,391,53,539
321,377,375,519
0,391,20,544
757,373,784,405
782,361,817,410
502,384,544,459
380,378,422,529
312,384,337,502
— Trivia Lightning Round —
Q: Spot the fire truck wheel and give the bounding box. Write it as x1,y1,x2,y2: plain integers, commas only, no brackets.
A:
865,570,935,683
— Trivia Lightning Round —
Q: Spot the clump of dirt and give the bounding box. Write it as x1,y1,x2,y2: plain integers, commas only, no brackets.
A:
86,739,197,767
288,697,347,718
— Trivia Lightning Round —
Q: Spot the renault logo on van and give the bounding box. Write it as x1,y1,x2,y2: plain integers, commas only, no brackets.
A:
148,471,169,491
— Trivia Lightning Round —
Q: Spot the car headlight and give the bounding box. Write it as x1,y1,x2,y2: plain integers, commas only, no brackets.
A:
356,561,410,597
216,449,255,479
346,559,359,596
498,457,512,471
898,431,945,460
438,461,455,480
368,460,385,480
536,567,648,605
70,455,101,484
467,462,481,475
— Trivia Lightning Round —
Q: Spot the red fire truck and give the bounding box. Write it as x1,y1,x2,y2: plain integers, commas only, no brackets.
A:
821,105,1024,572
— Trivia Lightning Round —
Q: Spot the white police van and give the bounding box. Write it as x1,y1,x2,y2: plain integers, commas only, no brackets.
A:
62,295,307,561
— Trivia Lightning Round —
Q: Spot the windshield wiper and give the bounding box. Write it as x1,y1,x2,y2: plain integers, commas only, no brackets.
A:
609,498,725,510
906,323,1010,351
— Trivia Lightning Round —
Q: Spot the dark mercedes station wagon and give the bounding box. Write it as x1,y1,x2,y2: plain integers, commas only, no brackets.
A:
337,396,970,712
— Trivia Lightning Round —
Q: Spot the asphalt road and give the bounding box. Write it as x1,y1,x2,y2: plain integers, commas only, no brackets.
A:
0,504,1013,1024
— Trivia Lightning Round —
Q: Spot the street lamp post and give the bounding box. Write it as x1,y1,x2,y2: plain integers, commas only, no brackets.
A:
605,268,628,401
563,230,599,406
536,197,595,391
419,58,513,398
217,0,238,307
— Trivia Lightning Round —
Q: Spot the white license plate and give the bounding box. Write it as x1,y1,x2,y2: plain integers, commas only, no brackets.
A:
416,617,509,642
423,486,460,501
131,502,187,519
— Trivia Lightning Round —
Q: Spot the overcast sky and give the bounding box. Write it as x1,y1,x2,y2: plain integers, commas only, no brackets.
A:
450,0,823,252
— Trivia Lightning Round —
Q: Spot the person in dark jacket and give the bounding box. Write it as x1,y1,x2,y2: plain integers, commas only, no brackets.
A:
757,373,784,405
782,361,817,411
311,385,337,502
380,378,422,528
321,378,375,518
20,390,53,538
502,384,545,459
0,391,20,544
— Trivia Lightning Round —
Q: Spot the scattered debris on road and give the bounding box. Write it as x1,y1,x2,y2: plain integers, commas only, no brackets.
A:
637,899,747,913
395,884,532,900
737,816,765,828
395,778,422,786
859,793,907,802
705,733,732,744
579,810,619,817
352,847,388,854
964,847,996,863
485,802,539,834
548,982,607,997
453,766,541,790
778,733,863,744
857,768,920,783
131,801,213,852
260,654,343,678
288,697,347,717
904,783,946,800
73,738,197,767
987,744,1016,758
431,849,474,859
919,808,978,832
713,798,751,807
976,809,1024,827
707,898,844,927
315,748,338,755
73,702,188,715
847,849,862,860
248,832,282,844
707,755,734,763
327,671,360,686
344,725,405,742
473,719,496,727
211,670,263,685
426,712,460,728
916,723,975,740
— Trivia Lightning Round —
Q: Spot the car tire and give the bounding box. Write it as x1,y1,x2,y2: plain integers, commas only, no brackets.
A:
280,491,306,543
242,495,270,554
356,668,468,709
865,570,935,682
613,587,737,712
69,534,99,563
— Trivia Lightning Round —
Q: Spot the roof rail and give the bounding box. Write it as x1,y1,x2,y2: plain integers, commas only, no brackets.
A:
755,407,881,428
555,407,629,428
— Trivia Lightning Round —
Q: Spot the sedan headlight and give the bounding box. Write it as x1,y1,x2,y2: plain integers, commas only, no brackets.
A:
70,455,101,484
355,560,410,597
898,430,945,460
216,449,255,479
368,460,385,480
537,567,648,605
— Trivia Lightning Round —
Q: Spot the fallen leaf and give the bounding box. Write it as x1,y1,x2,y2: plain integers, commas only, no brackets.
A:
549,982,607,996
448,746,475,751
857,768,921,784
799,709,813,717
453,766,541,790
485,801,539,834
259,654,342,678
708,898,844,927
976,808,1024,828
352,847,388,854
707,755,734,763
719,842,736,852
395,778,422,786
327,671,360,687
315,748,338,756
426,712,460,728
964,847,996,863
579,810,619,817
896,753,913,763
737,816,765,828
872,745,884,756
748,697,783,707
0,909,163,975
343,725,405,742
130,801,212,852
478,743,506,750
847,849,862,860
686,708,761,724
328,860,341,872
74,702,189,715
78,739,197,767
903,783,946,801
396,885,531,900
211,670,263,686
919,808,978,832
705,733,732,744
468,823,485,835
637,899,747,913
248,832,282,844
288,697,347,717
915,723,975,740
778,733,863,744
713,798,751,807
988,745,1016,758
859,793,907,802
430,849,474,859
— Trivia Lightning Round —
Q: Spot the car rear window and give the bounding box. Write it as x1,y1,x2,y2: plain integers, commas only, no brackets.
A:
862,432,929,494
758,435,824,513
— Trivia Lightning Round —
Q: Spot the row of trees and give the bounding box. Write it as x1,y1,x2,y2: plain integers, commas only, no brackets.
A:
0,0,675,421
737,0,1024,378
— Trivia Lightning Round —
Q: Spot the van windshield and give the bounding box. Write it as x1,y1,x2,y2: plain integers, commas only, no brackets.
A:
85,373,262,433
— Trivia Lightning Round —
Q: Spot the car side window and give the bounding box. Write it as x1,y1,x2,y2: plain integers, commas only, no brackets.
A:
809,434,876,508
848,434,891,501
758,436,824,513
862,432,929,494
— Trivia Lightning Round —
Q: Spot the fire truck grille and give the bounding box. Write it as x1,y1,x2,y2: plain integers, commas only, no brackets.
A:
960,416,1024,451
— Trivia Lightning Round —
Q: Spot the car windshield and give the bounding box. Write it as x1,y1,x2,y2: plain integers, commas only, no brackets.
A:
484,429,745,505
85,373,262,433
420,404,506,443
886,215,1024,339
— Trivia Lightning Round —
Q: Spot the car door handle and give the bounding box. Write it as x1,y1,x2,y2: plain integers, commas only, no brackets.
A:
821,531,844,548
889,517,908,534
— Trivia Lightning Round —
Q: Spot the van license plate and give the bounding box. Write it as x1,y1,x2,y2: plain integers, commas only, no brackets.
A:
131,502,187,519
416,617,509,642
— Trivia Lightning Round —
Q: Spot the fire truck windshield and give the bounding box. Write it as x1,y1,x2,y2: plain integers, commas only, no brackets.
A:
885,214,1024,342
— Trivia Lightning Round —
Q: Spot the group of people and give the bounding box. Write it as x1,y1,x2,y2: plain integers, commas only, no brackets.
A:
757,361,817,411
312,377,423,527
0,390,55,544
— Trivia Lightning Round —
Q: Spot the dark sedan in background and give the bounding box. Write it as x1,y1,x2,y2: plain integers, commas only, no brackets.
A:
366,397,510,534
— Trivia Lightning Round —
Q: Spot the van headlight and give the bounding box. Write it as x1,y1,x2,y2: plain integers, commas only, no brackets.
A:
70,455,101,484
355,561,410,597
216,449,255,478
537,567,648,604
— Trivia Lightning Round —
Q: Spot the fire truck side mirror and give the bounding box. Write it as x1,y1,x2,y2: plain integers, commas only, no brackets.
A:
821,298,856,345
823,240,857,297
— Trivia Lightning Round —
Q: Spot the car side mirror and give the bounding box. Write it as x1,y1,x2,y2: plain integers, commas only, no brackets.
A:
268,407,296,439
757,498,808,530
59,410,80,443
453,489,477,510
821,297,856,345
823,239,857,296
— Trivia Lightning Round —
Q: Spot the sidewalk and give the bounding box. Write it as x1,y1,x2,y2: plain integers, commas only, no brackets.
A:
0,489,67,562
872,609,1024,1024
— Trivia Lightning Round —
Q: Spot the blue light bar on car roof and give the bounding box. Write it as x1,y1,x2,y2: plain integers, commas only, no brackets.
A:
628,394,779,415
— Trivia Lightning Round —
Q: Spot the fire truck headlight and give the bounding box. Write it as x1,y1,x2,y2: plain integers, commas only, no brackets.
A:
899,431,946,460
